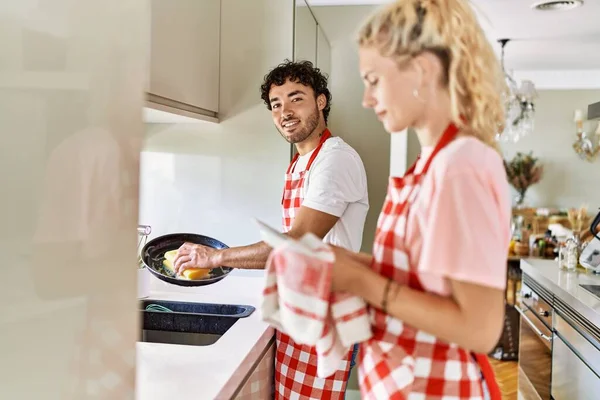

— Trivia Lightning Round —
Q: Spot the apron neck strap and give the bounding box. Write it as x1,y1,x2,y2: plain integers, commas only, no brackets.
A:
287,128,332,174
405,123,459,176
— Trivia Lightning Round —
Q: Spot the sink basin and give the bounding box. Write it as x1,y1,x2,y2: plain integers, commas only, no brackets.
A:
139,300,255,346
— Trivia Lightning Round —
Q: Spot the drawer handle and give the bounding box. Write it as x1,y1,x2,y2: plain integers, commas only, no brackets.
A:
515,305,552,342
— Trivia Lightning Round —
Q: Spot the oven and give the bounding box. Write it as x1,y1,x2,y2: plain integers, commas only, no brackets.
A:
516,276,553,400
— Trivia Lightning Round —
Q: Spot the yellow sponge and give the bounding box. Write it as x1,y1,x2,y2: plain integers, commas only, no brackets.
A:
163,250,210,280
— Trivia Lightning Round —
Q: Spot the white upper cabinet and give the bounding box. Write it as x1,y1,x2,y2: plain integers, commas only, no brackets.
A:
147,0,220,122
294,0,317,64
316,24,331,78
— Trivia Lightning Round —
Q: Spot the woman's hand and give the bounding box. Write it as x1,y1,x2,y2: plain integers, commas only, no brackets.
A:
329,246,368,292
173,242,222,275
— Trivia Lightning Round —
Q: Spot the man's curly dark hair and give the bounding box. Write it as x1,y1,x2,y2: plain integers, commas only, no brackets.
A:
260,59,332,123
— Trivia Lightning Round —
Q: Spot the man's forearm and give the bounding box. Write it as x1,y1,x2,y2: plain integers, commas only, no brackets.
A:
213,218,340,270
215,241,273,269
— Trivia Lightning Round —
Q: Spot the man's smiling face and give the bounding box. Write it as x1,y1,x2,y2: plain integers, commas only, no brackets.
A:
269,79,323,144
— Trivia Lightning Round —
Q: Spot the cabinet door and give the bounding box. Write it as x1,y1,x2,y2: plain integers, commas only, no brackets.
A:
294,0,317,64
316,25,331,78
149,0,220,115
234,340,275,400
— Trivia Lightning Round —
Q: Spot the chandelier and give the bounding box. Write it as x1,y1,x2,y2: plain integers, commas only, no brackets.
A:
496,39,538,144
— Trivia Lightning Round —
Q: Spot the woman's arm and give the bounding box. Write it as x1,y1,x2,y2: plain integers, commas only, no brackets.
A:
332,253,504,354
350,251,373,266
330,245,373,266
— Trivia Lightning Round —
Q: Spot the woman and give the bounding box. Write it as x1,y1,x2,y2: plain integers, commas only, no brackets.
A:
329,0,511,398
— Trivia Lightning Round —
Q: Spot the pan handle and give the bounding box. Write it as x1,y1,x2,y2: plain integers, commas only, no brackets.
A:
138,225,152,236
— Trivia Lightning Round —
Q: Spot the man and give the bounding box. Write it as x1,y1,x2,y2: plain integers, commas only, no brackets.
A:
174,60,369,399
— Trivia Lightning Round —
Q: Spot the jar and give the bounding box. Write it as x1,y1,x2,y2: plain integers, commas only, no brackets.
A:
565,236,581,271
557,241,567,269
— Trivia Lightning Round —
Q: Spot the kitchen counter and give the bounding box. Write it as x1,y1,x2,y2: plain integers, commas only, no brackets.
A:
521,259,600,327
136,268,274,400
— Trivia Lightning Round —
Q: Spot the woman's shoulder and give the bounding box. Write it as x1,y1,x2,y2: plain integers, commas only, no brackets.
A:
430,136,506,180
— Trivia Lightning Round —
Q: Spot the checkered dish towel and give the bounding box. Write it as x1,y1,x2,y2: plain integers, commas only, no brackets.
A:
261,233,372,378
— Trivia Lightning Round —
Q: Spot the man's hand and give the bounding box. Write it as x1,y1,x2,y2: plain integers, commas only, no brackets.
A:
173,242,222,275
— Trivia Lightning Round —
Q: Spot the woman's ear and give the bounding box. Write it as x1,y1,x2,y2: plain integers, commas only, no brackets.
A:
413,52,443,88
317,93,327,111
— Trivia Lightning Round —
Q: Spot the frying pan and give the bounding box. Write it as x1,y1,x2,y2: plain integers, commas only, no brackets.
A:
140,233,233,287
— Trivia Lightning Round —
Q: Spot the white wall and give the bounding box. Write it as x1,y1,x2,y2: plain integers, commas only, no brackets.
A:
501,89,600,209
390,131,408,176
312,5,393,253
140,0,294,247
0,1,145,398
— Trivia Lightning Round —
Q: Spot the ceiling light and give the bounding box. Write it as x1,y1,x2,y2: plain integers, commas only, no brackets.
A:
495,39,538,144
531,0,584,11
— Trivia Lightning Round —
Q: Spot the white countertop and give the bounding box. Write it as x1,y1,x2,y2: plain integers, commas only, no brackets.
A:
136,268,274,400
521,259,600,327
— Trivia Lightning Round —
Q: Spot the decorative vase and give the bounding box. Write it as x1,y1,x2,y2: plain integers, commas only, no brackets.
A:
515,188,528,208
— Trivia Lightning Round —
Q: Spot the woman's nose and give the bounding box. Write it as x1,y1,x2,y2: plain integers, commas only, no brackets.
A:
362,89,376,109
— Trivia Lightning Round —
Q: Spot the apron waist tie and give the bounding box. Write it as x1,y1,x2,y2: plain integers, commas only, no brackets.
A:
473,353,502,400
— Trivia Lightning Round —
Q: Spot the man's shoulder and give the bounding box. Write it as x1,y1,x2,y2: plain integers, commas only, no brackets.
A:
319,136,364,165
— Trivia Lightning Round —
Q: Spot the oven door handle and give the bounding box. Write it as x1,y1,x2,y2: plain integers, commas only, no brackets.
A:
515,305,552,342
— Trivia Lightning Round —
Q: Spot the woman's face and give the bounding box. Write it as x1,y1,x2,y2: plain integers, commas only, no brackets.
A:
359,46,424,133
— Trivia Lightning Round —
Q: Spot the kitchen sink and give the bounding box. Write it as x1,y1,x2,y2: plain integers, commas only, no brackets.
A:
139,300,255,346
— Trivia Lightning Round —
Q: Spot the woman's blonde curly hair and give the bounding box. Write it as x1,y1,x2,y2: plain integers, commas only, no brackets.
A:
357,0,507,149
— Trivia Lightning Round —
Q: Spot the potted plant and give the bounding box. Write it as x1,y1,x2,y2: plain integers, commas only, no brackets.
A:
504,151,544,207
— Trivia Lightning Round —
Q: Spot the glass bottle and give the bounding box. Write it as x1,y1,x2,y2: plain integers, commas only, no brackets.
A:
565,236,581,271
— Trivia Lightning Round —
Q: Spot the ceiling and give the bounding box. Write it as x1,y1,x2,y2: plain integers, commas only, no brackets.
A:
306,0,600,71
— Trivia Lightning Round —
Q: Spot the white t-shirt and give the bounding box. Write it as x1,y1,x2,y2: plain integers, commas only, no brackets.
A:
291,136,369,252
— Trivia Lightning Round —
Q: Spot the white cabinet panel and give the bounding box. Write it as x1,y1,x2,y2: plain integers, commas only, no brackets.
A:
149,0,220,119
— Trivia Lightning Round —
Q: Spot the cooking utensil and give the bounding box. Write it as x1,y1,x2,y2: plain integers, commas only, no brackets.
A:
140,233,233,287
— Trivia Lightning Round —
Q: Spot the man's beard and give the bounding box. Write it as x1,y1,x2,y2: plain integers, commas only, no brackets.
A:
278,108,320,144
